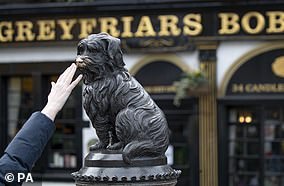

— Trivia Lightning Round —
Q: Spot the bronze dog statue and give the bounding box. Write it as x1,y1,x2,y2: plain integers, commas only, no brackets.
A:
76,33,169,164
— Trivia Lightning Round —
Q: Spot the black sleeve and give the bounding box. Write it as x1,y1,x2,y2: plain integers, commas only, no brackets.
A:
0,112,55,184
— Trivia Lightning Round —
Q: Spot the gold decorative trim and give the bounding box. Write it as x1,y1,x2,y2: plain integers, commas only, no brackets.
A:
129,54,190,75
197,43,219,50
219,42,284,97
140,39,174,47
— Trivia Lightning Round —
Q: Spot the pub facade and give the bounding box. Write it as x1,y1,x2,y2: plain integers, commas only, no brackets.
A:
1,1,284,186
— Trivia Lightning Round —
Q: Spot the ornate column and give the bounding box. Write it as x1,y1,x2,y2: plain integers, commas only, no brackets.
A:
198,43,218,186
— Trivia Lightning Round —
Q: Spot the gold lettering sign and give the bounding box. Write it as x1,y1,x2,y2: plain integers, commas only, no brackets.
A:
37,20,55,41
232,83,284,93
158,15,181,36
232,83,244,93
144,85,176,94
135,16,156,37
121,16,134,37
241,12,265,34
183,14,202,36
15,21,35,41
218,13,240,34
99,17,120,37
78,18,96,39
218,11,284,35
57,19,76,40
1,11,284,43
266,11,284,33
0,22,13,42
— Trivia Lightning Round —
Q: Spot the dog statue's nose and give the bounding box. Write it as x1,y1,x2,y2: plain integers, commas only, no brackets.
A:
75,57,83,64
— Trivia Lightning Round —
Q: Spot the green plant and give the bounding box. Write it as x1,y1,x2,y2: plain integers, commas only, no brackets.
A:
173,70,208,106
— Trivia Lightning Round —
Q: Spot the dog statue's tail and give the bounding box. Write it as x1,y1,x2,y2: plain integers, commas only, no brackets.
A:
122,116,169,164
116,103,170,164
122,140,159,164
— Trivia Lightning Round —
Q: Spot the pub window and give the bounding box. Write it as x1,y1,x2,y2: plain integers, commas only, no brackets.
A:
0,62,86,180
263,106,284,186
227,107,260,186
224,105,284,186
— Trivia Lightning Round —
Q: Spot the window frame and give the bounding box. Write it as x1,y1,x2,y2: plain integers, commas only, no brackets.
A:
218,99,284,186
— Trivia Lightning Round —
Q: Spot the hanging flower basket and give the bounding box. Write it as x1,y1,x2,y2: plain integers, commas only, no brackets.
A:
173,71,209,107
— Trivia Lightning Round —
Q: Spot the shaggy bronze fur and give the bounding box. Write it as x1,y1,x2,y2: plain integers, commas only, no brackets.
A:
76,33,169,164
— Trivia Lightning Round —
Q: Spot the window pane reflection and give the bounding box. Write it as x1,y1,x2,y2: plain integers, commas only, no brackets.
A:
7,77,33,142
229,174,259,186
264,176,281,186
228,106,284,185
228,107,260,186
264,107,284,176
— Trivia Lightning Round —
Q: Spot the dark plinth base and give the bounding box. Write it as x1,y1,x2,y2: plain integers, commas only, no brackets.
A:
72,150,181,186
75,180,177,186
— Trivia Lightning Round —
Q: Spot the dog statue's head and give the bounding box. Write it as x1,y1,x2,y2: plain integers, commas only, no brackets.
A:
76,33,125,83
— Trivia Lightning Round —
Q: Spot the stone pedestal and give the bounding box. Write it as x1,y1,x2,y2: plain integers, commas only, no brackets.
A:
72,150,181,186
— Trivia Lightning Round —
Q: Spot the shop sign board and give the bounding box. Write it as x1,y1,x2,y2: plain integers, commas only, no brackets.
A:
1,7,284,51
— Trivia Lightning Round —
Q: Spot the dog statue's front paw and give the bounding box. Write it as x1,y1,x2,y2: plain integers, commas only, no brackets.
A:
89,141,106,151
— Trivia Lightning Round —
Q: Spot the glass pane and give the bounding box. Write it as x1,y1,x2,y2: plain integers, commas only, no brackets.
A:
229,125,245,139
264,142,284,155
227,107,260,186
265,157,284,172
7,77,33,142
228,108,258,124
229,174,259,186
246,159,259,171
265,107,281,121
264,107,284,176
229,138,259,156
229,158,236,172
229,109,238,123
264,121,282,140
229,158,259,172
247,142,259,155
48,123,77,168
280,125,284,139
229,141,244,156
173,146,189,166
247,125,259,138
236,126,244,138
264,176,281,186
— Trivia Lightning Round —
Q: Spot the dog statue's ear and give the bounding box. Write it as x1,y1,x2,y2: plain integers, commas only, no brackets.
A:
104,38,125,68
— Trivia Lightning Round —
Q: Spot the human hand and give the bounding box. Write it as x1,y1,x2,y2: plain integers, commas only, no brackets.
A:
41,63,82,121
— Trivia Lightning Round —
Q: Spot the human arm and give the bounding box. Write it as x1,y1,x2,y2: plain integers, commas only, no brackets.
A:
0,112,55,173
